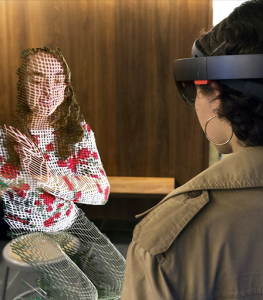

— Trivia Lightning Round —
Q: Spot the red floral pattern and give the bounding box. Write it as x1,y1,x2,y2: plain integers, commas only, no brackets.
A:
7,214,30,225
67,155,79,173
13,187,26,198
83,122,91,133
40,191,56,212
1,121,109,231
13,183,30,199
66,202,73,216
74,191,82,202
35,200,42,206
96,182,103,194
46,143,54,151
40,191,56,205
44,153,50,161
32,135,40,145
91,174,99,179
57,203,64,209
21,183,30,191
77,148,91,159
75,175,81,181
54,212,61,219
65,210,71,216
57,147,99,175
62,176,73,191
44,217,55,227
0,163,19,179
58,160,67,167
104,186,110,203
92,152,98,159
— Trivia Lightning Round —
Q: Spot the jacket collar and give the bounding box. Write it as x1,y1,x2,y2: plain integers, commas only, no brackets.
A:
171,146,263,197
136,146,263,218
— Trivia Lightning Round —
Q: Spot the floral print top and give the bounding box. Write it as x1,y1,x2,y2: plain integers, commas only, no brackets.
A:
0,122,110,235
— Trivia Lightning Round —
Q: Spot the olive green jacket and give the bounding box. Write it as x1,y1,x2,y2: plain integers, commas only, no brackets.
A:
121,147,263,300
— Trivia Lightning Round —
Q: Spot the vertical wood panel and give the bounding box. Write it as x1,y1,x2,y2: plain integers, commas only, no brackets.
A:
0,0,212,190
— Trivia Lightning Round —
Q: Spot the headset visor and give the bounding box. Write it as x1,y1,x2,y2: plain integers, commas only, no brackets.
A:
176,81,196,106
173,42,263,105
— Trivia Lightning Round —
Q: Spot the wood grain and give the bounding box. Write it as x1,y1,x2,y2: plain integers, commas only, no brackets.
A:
108,176,174,194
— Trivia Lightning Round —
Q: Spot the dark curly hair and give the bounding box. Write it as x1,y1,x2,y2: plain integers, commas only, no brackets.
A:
6,46,84,167
198,0,263,147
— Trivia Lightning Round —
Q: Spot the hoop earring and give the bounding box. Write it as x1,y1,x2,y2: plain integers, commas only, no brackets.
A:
205,115,233,146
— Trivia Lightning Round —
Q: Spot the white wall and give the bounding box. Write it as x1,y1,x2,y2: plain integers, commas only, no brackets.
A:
213,0,248,25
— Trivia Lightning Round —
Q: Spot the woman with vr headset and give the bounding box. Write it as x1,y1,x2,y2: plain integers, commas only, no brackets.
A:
121,0,263,299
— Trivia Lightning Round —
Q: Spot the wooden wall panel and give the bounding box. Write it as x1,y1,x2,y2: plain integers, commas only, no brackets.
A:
0,0,212,187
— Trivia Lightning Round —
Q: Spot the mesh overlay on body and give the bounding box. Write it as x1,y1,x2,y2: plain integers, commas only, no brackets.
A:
0,46,125,300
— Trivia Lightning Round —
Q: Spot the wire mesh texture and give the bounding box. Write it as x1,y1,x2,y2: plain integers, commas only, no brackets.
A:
0,46,125,299
11,210,125,300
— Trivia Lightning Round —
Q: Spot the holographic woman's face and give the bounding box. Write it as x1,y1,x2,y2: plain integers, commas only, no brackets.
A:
25,52,66,116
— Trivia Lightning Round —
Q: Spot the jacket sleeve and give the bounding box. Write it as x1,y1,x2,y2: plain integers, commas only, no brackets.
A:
121,241,174,300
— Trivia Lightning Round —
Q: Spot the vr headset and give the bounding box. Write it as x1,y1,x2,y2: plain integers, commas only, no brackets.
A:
173,40,263,105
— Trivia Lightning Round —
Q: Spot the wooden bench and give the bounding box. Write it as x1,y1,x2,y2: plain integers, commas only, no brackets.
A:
108,176,175,195
83,176,176,221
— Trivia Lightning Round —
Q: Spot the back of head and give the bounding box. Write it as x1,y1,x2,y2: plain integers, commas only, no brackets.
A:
200,0,263,56
198,0,263,147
